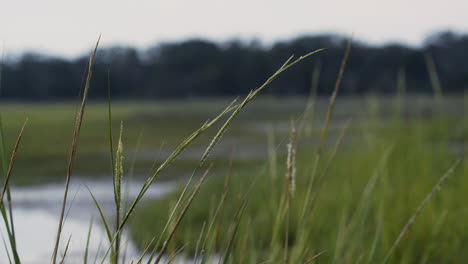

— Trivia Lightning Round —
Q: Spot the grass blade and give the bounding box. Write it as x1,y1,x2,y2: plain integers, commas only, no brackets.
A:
0,118,27,264
51,36,100,264
383,159,461,263
0,118,27,209
153,166,212,264
318,38,352,153
87,187,115,260
59,235,72,264
84,217,93,264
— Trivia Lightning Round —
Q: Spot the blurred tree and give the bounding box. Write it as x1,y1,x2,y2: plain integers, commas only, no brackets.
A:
0,32,467,100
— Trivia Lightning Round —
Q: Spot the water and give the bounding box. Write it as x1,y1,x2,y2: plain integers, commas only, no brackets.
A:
0,179,175,263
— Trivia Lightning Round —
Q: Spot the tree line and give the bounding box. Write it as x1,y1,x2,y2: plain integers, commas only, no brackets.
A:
1,31,467,100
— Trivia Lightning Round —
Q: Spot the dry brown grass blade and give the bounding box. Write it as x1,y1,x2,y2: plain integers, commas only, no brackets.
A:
51,36,100,264
0,118,28,208
318,38,352,153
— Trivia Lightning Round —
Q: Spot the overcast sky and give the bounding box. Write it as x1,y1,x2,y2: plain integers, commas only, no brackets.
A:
1,0,467,58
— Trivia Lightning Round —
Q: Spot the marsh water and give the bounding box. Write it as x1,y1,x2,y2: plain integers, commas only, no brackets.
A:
0,179,175,263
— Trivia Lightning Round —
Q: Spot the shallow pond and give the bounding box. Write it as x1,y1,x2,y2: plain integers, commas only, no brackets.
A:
0,179,175,263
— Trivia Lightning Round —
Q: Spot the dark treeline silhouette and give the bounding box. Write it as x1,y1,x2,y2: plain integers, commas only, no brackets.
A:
1,31,467,100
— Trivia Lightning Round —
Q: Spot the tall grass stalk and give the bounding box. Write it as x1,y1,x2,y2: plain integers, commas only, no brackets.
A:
51,37,100,264
319,38,352,153
113,121,124,264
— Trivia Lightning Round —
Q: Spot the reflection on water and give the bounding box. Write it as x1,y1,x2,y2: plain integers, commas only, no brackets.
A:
0,179,175,263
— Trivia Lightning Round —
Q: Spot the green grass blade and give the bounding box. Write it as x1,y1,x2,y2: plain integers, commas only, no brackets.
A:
0,118,27,264
84,217,94,264
87,187,116,261
383,159,461,263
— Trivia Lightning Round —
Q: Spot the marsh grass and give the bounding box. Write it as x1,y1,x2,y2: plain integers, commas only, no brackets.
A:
0,37,465,264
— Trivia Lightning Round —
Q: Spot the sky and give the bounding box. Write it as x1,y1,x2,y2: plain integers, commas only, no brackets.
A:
1,0,467,58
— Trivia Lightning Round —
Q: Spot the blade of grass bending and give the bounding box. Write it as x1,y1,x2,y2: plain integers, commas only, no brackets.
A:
51,36,100,264
84,217,94,264
383,159,461,264
153,166,212,264
107,50,322,261
199,49,323,167
130,51,322,233
318,39,352,153
165,51,321,264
